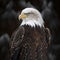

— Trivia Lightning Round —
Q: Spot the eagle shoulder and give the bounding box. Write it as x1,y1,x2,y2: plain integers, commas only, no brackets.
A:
45,28,51,45
10,26,25,59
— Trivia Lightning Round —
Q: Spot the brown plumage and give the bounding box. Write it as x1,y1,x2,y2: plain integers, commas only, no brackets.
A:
10,25,51,60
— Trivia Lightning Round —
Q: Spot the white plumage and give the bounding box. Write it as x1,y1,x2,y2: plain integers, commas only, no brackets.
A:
19,8,44,27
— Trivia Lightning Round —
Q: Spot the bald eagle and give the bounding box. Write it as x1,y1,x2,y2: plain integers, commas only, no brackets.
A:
10,8,51,60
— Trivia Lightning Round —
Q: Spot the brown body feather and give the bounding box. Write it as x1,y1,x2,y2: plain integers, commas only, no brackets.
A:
10,25,51,60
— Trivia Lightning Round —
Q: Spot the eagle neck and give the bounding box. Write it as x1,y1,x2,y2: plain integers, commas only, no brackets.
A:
20,18,44,28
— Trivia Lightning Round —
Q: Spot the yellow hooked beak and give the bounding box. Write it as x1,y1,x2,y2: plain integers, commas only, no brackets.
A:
18,13,27,20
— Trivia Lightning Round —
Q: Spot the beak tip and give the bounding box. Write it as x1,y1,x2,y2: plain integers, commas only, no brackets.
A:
18,15,21,20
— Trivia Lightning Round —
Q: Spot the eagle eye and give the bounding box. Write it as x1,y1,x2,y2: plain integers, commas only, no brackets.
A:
24,12,32,15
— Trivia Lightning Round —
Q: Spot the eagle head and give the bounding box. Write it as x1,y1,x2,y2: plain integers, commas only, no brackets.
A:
18,8,44,27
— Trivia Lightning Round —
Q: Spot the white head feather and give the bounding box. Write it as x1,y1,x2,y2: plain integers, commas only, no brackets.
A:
19,8,44,27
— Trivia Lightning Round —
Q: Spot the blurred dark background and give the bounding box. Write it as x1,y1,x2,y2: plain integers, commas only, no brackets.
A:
0,0,60,60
